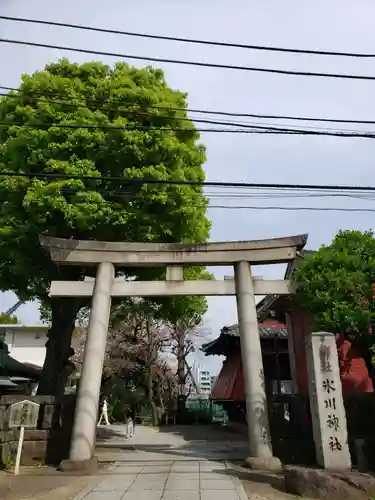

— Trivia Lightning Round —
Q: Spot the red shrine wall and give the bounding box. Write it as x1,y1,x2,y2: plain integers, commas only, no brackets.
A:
289,308,374,394
211,354,246,402
212,310,374,403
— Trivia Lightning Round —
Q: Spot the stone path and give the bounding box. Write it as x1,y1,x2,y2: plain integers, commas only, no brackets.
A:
75,459,248,500
96,424,248,462
74,424,249,499
0,466,107,500
1,424,299,499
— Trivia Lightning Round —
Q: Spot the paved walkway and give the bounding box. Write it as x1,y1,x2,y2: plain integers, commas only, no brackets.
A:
0,425,298,499
96,424,248,462
74,424,249,499
76,459,248,500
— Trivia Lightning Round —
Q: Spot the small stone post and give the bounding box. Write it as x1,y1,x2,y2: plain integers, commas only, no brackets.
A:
305,332,351,470
61,262,114,471
234,261,281,471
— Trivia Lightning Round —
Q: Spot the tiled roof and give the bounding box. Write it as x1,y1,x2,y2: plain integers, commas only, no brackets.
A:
222,323,288,339
201,322,288,356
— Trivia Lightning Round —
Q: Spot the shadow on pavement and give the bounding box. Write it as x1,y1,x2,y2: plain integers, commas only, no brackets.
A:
158,424,245,442
96,424,248,461
96,426,127,440
217,465,289,495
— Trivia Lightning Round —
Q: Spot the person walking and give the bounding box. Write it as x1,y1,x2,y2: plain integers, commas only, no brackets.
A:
130,406,136,435
124,407,134,438
98,397,110,426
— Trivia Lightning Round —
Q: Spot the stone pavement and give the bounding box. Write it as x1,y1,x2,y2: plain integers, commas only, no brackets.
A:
96,424,248,462
82,424,249,499
75,459,248,500
0,424,301,500
0,465,108,500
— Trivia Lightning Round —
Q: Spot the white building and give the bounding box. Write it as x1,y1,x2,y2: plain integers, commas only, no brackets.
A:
199,370,212,396
185,362,213,399
0,324,48,368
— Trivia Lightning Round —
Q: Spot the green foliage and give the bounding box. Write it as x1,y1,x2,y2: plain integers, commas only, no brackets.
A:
0,59,211,305
158,267,214,328
0,313,19,324
103,377,145,422
296,230,375,336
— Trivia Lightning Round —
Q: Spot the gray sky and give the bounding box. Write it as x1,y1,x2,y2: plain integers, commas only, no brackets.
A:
1,0,375,374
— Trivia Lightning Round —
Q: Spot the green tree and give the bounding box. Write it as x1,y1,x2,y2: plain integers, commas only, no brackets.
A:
0,313,19,324
296,230,375,336
0,59,211,395
296,230,375,380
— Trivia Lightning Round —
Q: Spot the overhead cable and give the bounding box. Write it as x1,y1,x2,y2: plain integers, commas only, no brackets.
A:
1,15,374,58
1,85,374,126
0,90,372,134
9,187,375,213
2,38,375,81
2,170,375,192
0,120,374,139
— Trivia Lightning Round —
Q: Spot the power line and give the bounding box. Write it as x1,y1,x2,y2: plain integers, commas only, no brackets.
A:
205,192,375,200
2,170,375,192
65,188,375,211
13,188,375,213
2,38,375,81
0,89,372,134
1,120,375,139
49,186,375,200
2,15,375,59
0,96,349,132
3,181,375,212
66,195,375,213
207,205,375,212
0,122,282,134
58,186,375,200
2,85,374,126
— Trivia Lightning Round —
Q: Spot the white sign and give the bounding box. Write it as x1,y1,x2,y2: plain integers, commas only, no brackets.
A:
9,400,40,429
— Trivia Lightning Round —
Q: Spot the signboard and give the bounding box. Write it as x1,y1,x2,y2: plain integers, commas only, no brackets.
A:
9,400,40,429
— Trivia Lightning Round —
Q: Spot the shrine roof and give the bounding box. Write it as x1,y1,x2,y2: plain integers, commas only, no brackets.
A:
222,323,288,338
201,322,288,356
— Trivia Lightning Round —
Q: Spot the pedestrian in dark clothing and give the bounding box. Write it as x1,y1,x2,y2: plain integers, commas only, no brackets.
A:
124,407,134,438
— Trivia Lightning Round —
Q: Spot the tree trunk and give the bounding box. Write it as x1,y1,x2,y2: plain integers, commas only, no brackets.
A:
147,366,158,426
177,327,186,414
159,392,165,417
145,315,158,426
38,298,80,396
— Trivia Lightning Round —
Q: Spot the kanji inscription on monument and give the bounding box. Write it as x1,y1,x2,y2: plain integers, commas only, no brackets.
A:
305,332,351,470
9,400,40,429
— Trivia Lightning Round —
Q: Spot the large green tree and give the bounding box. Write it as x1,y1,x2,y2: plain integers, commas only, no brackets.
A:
0,59,211,395
296,230,375,355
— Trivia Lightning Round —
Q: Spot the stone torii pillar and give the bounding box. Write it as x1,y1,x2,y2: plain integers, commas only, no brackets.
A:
235,261,280,470
69,262,114,467
40,233,307,472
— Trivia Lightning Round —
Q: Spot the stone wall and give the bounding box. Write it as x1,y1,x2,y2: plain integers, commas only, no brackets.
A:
0,395,76,467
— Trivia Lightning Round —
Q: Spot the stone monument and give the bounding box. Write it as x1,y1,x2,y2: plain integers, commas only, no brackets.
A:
305,331,351,471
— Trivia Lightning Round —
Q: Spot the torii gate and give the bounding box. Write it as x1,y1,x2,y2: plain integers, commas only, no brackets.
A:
40,234,307,471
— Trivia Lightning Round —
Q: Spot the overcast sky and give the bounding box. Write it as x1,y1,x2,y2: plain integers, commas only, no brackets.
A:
1,0,375,374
